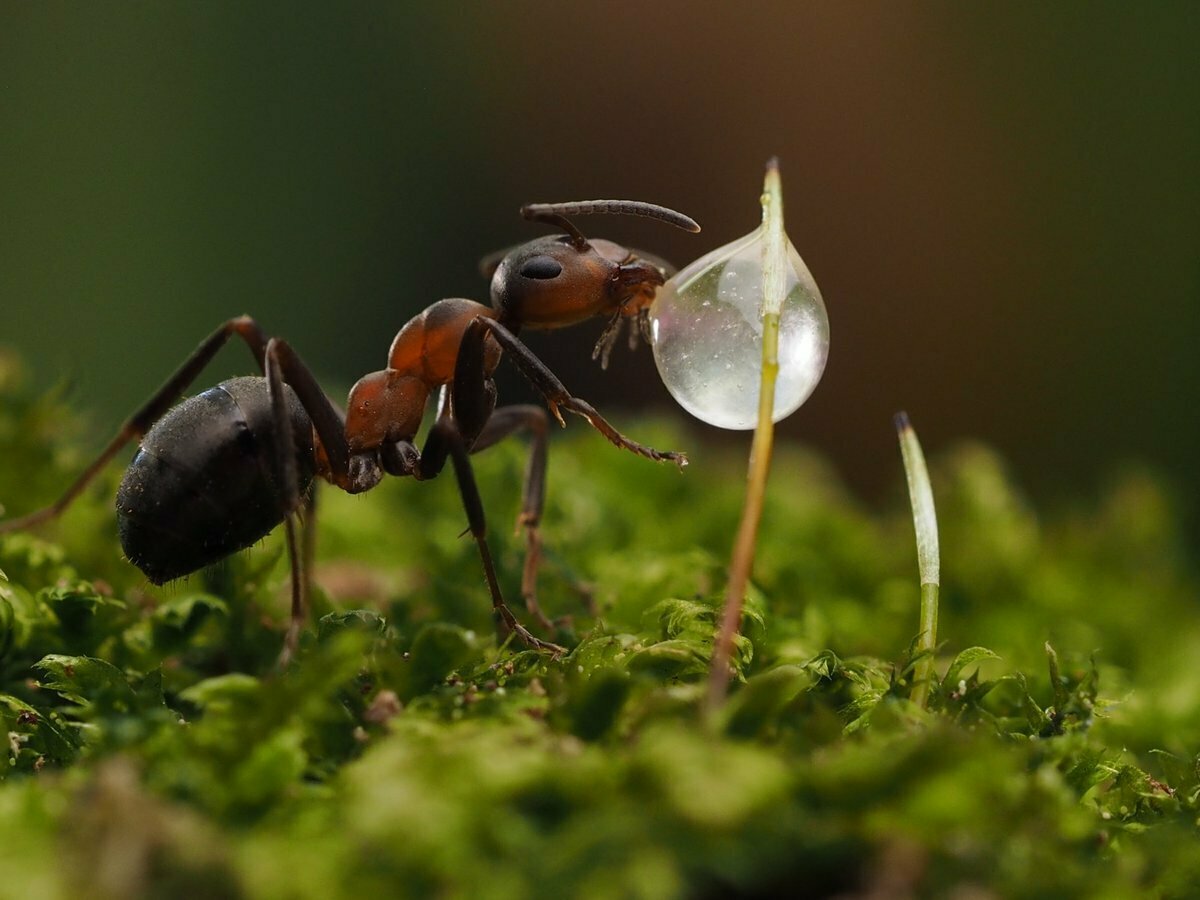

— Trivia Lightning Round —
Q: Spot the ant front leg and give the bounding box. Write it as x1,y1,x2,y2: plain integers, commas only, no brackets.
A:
0,316,272,534
460,318,688,467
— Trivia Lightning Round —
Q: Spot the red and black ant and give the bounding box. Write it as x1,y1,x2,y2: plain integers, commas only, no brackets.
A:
0,199,700,660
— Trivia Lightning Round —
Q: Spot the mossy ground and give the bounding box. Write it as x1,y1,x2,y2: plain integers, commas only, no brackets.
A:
1,354,1199,898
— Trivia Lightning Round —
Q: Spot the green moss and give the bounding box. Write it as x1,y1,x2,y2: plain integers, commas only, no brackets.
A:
1,359,1199,898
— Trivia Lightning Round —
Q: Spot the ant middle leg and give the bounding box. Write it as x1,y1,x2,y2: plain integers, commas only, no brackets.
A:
470,405,555,631
450,320,554,629
417,415,565,655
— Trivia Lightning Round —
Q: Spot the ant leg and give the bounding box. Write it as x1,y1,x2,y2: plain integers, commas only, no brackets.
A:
279,515,306,667
279,484,319,668
261,338,358,661
263,339,311,664
301,485,319,600
418,415,564,655
260,339,351,482
471,405,554,631
0,316,272,534
473,407,598,621
465,318,688,467
451,321,557,630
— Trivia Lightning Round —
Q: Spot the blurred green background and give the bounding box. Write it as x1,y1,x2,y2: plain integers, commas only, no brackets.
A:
2,3,1197,543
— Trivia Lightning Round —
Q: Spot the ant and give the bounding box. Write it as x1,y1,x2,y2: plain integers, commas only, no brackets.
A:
0,199,700,661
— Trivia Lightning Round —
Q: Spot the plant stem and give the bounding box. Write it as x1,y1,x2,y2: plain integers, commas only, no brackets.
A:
914,582,940,704
895,412,940,708
707,159,785,711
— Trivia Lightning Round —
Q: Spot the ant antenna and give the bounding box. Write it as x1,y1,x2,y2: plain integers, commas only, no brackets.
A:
521,199,701,248
521,207,589,248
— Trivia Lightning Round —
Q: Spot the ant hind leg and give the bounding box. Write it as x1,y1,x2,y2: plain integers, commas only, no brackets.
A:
0,316,272,535
264,338,311,666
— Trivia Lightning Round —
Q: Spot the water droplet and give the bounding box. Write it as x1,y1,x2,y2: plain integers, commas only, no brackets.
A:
649,226,830,430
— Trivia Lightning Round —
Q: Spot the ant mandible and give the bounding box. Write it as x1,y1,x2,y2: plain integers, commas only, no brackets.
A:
0,199,700,661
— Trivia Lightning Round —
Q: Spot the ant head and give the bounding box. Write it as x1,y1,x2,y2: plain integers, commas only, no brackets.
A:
489,200,699,331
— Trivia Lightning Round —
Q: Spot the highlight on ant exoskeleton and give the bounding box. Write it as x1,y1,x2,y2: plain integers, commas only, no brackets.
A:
0,199,701,662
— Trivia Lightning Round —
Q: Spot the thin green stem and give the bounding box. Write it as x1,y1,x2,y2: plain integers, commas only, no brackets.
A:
913,582,940,707
707,160,784,712
896,412,940,708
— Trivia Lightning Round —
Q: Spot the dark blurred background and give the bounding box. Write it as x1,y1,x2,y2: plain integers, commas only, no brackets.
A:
2,4,1197,544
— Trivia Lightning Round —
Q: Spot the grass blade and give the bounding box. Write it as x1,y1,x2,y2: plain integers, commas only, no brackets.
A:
895,411,940,708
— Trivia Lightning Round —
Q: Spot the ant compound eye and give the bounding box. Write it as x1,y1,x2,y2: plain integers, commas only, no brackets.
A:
519,256,563,280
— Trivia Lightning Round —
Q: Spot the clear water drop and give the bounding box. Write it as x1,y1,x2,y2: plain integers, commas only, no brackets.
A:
649,226,830,430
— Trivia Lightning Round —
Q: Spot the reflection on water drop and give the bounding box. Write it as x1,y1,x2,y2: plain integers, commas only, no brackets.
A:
649,226,829,430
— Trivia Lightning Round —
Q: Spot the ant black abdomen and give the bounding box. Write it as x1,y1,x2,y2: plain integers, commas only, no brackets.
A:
115,377,315,585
